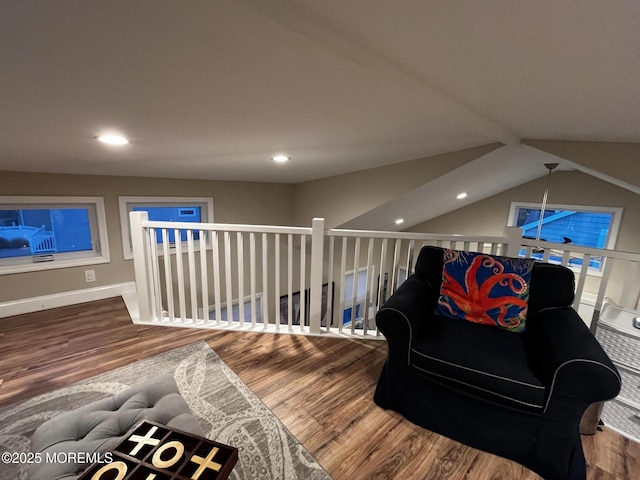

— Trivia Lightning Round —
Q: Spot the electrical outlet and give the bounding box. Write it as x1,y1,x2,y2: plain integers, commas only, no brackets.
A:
85,269,96,283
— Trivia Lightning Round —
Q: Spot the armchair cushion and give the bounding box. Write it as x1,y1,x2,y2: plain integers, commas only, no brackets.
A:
410,315,546,411
436,249,534,333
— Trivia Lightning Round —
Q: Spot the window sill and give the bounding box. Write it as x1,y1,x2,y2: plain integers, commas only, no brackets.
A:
0,255,110,275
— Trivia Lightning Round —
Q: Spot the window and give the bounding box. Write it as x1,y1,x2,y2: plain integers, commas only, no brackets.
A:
0,196,109,275
119,197,214,260
508,202,622,271
396,266,408,288
200,294,263,324
342,267,374,328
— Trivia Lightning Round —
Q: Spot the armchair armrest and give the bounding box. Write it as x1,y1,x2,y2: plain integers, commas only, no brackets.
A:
525,307,621,411
376,275,438,368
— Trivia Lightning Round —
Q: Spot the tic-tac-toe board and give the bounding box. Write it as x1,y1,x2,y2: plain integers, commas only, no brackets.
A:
78,419,238,480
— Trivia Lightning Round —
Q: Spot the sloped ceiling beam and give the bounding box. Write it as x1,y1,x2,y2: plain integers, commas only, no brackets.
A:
234,0,521,146
338,144,573,230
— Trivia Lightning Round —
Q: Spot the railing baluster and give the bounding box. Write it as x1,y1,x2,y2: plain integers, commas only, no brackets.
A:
275,233,281,333
250,232,257,328
338,236,348,333
308,219,325,334
148,228,162,321
327,236,335,333
187,229,198,322
406,240,415,276
362,238,375,335
212,231,222,326
287,234,293,329
224,231,233,326
351,237,361,335
162,228,175,322
591,257,614,333
573,253,591,311
390,239,401,294
174,228,187,322
199,229,209,324
377,238,388,309
261,233,269,328
299,234,306,332
236,232,245,328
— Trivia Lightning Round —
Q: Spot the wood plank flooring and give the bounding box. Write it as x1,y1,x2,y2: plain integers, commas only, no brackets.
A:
1,297,638,479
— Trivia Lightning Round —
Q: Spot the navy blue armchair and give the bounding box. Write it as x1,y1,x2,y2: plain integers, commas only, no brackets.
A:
374,246,621,480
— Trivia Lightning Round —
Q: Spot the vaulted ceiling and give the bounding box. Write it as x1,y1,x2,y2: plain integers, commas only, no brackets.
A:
2,1,639,191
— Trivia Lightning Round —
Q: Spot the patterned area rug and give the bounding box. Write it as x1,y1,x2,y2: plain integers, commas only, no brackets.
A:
0,341,331,480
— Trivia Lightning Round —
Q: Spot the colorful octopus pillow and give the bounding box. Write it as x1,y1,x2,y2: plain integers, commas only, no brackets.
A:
435,249,535,333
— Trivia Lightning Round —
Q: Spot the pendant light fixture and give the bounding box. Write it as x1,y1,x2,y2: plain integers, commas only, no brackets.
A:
535,163,559,242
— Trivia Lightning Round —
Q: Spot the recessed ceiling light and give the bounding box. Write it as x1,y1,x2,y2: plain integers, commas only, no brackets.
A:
272,154,290,163
395,218,405,225
97,134,129,145
456,192,468,200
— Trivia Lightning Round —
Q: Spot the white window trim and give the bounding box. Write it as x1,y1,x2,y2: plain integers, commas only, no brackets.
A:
119,196,214,260
507,202,623,249
0,196,110,275
507,202,623,276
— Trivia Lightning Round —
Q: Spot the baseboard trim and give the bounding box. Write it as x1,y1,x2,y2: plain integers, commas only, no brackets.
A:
0,282,136,319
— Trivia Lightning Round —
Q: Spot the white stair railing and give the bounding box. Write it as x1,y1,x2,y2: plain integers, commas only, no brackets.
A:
129,212,640,338
131,210,320,334
322,228,513,336
518,237,640,331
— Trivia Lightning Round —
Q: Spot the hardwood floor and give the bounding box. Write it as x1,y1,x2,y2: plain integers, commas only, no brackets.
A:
1,297,638,479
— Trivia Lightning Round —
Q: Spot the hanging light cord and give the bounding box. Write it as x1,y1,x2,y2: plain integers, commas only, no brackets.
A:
535,163,559,242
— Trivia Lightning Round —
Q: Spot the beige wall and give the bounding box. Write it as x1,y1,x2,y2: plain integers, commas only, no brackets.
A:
407,170,640,302
406,170,640,253
292,144,501,228
2,141,639,305
0,171,294,302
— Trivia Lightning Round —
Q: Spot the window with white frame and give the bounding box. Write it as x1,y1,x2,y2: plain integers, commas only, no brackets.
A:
119,196,214,260
508,202,623,271
0,196,109,275
200,294,264,324
342,267,369,327
341,265,404,328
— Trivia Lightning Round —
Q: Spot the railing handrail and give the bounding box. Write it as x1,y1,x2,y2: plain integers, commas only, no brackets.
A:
30,225,47,236
140,220,513,245
519,238,640,262
328,227,507,244
141,219,312,235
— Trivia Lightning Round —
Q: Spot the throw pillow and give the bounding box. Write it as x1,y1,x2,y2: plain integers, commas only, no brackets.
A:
436,249,534,333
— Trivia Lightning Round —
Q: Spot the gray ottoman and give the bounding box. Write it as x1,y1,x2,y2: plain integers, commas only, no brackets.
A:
29,374,203,480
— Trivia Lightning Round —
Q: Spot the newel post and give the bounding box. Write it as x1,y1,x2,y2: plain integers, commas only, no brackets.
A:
503,226,523,258
130,211,153,323
308,218,326,334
